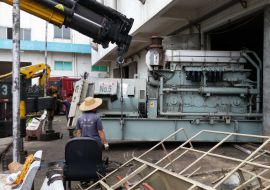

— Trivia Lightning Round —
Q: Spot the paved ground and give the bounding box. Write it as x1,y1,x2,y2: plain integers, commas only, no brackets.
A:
0,116,163,189
0,137,12,159
0,116,269,190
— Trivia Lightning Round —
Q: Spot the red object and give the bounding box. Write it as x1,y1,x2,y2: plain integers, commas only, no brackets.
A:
115,175,129,190
48,77,80,114
142,183,155,190
48,77,80,99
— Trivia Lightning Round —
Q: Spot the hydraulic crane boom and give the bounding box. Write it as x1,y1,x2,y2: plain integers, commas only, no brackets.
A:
0,63,51,88
1,0,134,54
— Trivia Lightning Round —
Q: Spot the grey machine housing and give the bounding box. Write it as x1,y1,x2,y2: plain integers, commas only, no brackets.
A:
68,49,262,142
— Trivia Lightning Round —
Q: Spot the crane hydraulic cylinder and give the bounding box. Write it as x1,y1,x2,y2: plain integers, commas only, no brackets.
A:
1,0,134,53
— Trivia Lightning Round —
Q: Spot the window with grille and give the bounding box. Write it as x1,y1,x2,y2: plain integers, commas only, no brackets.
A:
91,65,108,72
4,27,31,40
54,26,70,39
7,27,12,39
21,28,31,40
0,27,7,39
55,61,73,71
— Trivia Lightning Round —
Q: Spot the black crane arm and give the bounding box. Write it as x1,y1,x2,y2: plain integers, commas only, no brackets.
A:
1,0,134,54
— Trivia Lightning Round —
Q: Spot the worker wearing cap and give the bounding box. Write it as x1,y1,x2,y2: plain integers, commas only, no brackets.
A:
76,97,109,150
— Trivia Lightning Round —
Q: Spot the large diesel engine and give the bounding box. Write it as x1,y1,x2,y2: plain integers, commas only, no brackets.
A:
69,47,262,141
147,50,261,121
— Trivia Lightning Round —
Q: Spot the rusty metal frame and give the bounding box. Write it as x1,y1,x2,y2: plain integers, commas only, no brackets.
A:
82,129,270,190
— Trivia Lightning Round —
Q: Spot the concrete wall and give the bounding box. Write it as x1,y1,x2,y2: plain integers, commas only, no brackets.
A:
92,0,173,65
117,0,173,33
0,50,91,78
263,5,270,136
109,50,148,79
136,50,148,80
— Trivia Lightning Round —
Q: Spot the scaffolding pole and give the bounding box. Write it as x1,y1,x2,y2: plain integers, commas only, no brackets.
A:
12,0,22,162
44,21,48,97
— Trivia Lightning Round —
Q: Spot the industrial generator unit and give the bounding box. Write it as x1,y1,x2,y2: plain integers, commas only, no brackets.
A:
68,47,262,142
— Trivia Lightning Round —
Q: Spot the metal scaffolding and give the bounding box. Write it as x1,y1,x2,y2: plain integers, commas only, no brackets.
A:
82,129,270,190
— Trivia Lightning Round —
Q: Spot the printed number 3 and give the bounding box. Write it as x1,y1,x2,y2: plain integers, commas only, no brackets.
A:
1,85,8,96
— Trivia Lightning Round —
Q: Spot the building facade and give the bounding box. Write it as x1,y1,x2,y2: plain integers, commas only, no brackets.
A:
0,2,109,78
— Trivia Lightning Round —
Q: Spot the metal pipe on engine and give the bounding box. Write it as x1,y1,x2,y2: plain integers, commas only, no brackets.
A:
243,50,263,69
159,112,262,117
159,78,262,118
242,52,261,113
162,87,259,95
242,53,261,91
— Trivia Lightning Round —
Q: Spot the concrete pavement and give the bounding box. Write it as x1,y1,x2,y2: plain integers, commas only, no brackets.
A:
1,116,268,190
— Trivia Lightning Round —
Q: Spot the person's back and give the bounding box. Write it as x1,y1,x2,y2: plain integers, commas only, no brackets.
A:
77,112,102,145
75,97,109,150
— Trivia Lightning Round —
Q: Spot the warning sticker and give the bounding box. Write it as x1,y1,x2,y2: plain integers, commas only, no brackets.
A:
55,4,64,11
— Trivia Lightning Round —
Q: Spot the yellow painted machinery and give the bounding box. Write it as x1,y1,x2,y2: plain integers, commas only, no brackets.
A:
0,64,52,138
0,63,51,88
